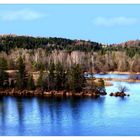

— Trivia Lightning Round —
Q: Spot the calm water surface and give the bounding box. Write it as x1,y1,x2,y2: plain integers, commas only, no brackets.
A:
0,74,140,136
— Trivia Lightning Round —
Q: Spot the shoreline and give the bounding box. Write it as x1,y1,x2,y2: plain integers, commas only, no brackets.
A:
99,78,140,83
91,71,140,84
0,88,105,98
98,71,140,75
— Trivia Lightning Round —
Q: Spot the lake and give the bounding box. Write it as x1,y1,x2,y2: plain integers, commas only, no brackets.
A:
0,74,140,136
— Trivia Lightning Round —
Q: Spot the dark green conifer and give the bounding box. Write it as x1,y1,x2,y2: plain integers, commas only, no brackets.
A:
27,74,35,90
16,56,27,89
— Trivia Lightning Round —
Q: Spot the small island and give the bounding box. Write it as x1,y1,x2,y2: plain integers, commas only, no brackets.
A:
0,56,107,98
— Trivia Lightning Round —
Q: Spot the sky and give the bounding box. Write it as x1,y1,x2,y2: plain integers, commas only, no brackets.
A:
0,4,140,44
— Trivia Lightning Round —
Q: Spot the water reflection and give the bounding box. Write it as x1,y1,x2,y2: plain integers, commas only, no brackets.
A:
15,98,24,125
69,98,82,120
15,97,25,135
0,97,6,135
36,98,46,123
0,74,139,135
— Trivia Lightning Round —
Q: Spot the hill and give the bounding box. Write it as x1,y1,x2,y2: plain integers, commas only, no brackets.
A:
0,34,102,52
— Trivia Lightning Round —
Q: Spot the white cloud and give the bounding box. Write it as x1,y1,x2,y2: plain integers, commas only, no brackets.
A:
93,17,139,26
0,9,45,21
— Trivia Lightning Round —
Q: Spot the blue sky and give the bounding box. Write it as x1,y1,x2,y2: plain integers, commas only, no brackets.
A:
0,4,140,44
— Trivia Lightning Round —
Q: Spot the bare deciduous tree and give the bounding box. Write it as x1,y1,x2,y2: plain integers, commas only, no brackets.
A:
117,84,129,93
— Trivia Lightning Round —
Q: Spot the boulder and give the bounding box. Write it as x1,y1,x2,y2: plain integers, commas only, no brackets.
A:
83,92,92,97
73,93,82,97
66,92,72,97
110,93,114,96
43,91,52,97
54,91,64,97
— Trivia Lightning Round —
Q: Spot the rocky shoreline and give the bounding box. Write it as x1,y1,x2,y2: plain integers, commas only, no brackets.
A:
0,89,130,98
0,88,104,98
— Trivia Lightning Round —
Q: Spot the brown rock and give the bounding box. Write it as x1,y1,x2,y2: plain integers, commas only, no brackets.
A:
43,91,52,97
66,92,72,97
110,93,114,96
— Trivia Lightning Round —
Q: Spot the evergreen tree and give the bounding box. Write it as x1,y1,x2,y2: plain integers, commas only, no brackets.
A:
0,58,8,70
37,70,44,88
27,74,35,90
0,58,8,88
16,56,27,89
0,69,9,88
48,62,55,90
42,74,48,90
37,70,48,90
61,68,68,90
68,64,85,92
55,62,65,90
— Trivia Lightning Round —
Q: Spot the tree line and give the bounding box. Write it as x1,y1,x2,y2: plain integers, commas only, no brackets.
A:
0,35,102,53
0,48,140,73
0,35,140,73
0,35,140,58
0,56,86,92
0,55,106,95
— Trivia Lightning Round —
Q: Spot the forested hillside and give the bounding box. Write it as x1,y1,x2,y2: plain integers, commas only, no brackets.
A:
0,35,102,52
0,34,140,73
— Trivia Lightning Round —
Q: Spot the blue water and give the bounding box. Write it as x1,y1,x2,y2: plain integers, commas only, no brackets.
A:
0,74,140,136
96,74,140,80
95,74,128,79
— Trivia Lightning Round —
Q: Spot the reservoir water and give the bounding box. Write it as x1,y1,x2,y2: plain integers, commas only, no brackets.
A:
0,74,140,136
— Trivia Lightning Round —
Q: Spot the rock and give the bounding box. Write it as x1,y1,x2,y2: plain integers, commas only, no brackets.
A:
73,92,83,97
66,92,72,97
43,91,52,97
92,92,96,97
54,91,64,97
95,94,100,98
63,90,67,97
115,93,118,97
123,93,126,96
83,92,92,97
11,88,15,94
91,92,100,98
110,93,114,96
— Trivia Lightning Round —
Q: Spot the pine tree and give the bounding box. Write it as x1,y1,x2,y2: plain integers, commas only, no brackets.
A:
0,58,8,70
48,62,55,90
68,64,85,92
27,74,35,90
37,70,44,88
55,62,65,90
37,70,48,90
16,56,27,89
0,69,9,88
0,58,8,88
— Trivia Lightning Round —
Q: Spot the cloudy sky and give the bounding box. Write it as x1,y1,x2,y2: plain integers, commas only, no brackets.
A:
0,4,140,44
